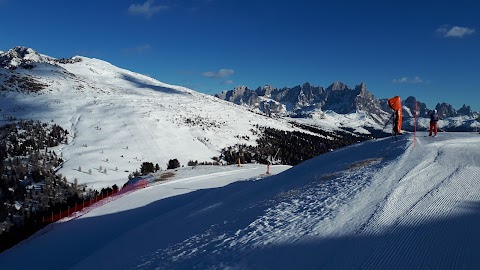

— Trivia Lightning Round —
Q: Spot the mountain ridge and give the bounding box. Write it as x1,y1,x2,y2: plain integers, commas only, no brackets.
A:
215,81,476,119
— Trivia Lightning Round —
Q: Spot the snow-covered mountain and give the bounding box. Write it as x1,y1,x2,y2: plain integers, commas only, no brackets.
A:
1,46,308,190
0,46,54,69
1,133,480,269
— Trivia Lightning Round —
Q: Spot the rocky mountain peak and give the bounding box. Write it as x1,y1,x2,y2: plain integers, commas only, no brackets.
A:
233,85,248,92
403,96,429,117
326,81,350,91
458,104,473,116
354,82,367,93
435,103,457,118
302,82,311,88
0,46,52,69
263,84,274,91
255,84,275,97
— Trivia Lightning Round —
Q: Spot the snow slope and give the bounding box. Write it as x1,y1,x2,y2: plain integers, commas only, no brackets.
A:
288,110,378,134
1,132,479,269
0,54,298,190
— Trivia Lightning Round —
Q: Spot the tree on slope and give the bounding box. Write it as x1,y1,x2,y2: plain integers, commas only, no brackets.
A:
167,159,180,170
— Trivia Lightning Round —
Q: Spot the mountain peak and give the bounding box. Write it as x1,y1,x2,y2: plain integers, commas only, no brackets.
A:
233,85,249,92
354,82,367,93
458,104,473,116
0,46,53,69
263,84,274,91
326,81,350,91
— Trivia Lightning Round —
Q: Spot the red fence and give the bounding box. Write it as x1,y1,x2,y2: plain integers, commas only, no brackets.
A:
42,179,148,224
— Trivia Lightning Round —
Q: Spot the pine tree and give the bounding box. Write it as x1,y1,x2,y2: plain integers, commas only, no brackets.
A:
167,159,180,169
140,162,155,174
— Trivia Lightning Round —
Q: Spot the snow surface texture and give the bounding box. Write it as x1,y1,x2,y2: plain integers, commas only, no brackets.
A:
1,132,479,269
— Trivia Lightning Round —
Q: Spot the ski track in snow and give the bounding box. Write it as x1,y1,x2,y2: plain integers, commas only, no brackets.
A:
1,132,480,269
129,134,480,270
327,134,480,270
132,151,388,269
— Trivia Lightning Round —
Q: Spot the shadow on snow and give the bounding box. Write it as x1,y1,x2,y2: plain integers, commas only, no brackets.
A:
5,136,479,269
120,73,188,95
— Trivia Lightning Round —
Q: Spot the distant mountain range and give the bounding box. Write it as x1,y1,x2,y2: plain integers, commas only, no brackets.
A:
215,82,478,132
215,82,476,119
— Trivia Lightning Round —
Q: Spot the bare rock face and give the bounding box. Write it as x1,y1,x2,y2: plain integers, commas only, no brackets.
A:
216,81,386,121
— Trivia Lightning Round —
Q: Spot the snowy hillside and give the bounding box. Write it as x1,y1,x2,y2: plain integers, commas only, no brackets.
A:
287,110,381,135
1,47,302,190
1,132,479,269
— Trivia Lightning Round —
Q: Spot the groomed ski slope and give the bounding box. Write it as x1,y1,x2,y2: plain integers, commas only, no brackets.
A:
1,132,480,269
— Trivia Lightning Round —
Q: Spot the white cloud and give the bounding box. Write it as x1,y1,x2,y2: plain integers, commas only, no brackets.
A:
128,0,168,18
393,76,425,84
436,25,476,38
202,69,235,78
222,79,234,85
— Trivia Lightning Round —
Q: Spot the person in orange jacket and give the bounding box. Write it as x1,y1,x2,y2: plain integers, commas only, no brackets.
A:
429,109,439,136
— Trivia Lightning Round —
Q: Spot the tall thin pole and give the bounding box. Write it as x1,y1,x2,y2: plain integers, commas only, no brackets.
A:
414,99,418,148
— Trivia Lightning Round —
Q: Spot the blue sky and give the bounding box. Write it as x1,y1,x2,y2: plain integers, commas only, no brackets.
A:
1,0,479,111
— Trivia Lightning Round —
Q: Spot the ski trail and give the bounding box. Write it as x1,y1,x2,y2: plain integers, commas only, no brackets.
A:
343,134,480,270
131,141,395,270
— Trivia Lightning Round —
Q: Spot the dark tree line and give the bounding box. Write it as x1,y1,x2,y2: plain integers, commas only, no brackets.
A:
221,123,370,166
0,120,68,158
0,120,110,253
